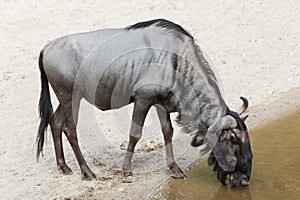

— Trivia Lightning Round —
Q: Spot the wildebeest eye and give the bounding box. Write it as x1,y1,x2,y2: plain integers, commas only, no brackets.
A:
219,131,228,141
220,131,237,143
229,133,237,143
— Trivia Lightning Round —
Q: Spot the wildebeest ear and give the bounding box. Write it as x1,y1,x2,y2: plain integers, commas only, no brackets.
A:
191,134,204,147
241,115,248,122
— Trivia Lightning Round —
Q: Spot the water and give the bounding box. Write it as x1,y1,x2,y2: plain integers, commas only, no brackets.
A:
148,109,300,200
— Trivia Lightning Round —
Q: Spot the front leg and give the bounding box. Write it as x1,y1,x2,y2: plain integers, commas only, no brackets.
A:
156,106,186,179
122,99,151,183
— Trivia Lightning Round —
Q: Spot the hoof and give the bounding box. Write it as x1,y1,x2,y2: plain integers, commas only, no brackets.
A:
58,165,73,175
123,175,138,183
171,173,187,179
63,170,73,175
81,172,96,181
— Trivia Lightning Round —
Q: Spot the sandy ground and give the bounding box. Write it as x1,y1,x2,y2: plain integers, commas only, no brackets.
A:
0,0,300,199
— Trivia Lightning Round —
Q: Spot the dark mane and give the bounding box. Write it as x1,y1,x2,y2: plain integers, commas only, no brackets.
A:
125,19,193,38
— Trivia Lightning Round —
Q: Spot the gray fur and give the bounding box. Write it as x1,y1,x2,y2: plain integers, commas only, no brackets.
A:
37,19,252,186
43,23,225,133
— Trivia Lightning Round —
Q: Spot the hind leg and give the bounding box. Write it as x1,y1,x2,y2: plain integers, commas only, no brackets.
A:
62,97,96,180
50,78,95,180
50,104,72,175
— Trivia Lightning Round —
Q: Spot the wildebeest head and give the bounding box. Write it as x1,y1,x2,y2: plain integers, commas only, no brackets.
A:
193,97,252,187
210,113,252,187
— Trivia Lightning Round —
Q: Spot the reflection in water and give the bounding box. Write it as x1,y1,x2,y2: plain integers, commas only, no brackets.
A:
212,186,252,200
148,109,300,200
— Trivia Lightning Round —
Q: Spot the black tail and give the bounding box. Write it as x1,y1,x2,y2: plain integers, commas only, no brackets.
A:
37,50,53,160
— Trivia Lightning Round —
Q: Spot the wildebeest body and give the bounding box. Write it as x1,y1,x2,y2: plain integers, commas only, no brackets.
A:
37,19,252,186
43,26,221,114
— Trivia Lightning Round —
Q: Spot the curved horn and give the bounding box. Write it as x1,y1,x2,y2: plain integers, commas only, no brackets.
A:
221,115,237,130
236,96,249,115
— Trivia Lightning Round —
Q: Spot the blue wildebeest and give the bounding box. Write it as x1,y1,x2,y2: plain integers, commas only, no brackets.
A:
37,19,252,187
